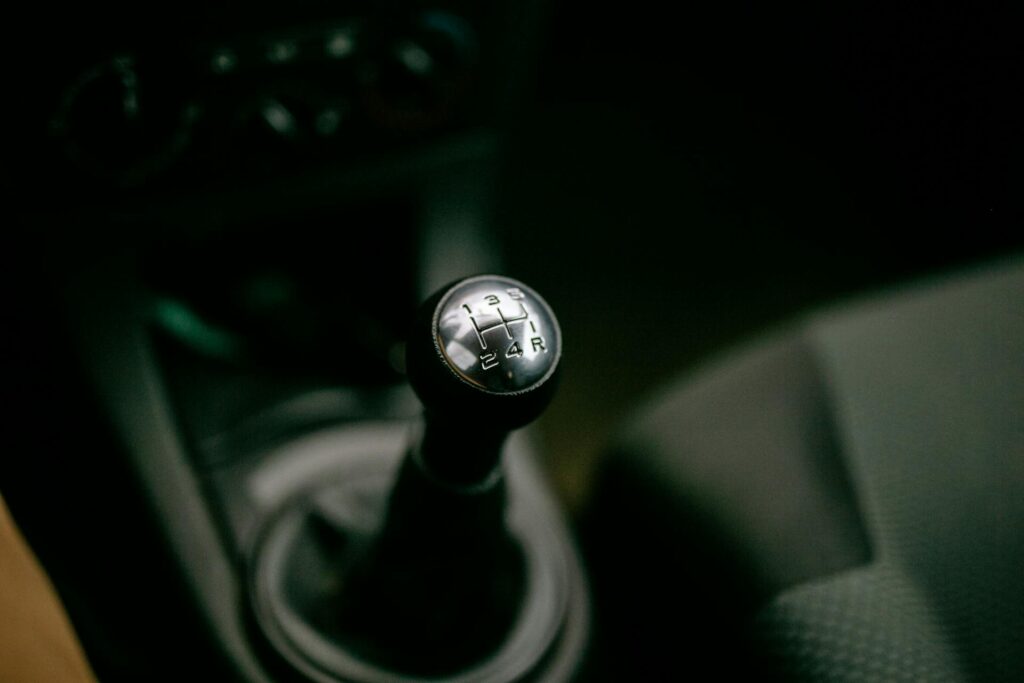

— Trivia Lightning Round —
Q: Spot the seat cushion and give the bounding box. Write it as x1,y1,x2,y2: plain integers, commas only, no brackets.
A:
592,256,1024,681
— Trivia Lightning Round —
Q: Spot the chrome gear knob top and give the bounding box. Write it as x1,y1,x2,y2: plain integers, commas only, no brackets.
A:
406,275,562,483
432,275,561,395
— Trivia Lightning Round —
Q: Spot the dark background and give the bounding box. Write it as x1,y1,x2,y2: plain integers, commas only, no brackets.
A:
497,0,1024,506
2,0,1023,680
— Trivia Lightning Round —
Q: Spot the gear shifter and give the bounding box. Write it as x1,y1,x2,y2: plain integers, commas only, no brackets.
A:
248,275,585,683
329,276,563,671
406,274,562,485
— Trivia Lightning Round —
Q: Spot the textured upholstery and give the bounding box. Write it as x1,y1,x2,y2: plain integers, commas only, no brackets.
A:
601,257,1024,681
756,258,1024,681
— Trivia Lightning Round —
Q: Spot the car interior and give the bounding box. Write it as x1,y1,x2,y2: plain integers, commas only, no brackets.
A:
3,1,1023,681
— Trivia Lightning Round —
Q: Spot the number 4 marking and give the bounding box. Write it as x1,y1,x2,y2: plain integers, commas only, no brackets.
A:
506,341,523,358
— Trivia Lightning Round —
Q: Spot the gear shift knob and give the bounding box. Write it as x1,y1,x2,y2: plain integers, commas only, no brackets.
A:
406,275,562,484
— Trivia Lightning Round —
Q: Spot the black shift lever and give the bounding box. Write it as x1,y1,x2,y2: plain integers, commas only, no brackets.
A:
406,275,562,486
249,275,583,683
334,276,563,673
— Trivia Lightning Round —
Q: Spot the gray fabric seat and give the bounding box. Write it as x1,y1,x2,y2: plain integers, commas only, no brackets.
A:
599,257,1024,681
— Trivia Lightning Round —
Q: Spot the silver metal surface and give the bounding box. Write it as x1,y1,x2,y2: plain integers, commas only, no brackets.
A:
434,275,560,394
